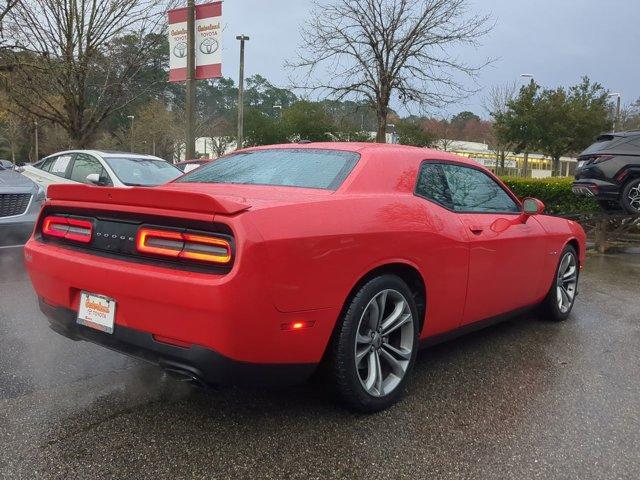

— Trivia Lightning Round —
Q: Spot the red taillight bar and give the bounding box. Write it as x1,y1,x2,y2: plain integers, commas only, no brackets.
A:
42,216,93,244
136,227,232,265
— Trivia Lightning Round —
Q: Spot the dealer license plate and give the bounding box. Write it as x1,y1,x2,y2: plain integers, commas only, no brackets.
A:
77,292,116,334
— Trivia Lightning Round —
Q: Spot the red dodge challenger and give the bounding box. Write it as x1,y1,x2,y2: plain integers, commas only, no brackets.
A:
24,143,586,412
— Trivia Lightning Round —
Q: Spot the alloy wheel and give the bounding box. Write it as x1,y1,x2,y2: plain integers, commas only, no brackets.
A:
556,252,578,314
627,185,640,212
354,289,414,397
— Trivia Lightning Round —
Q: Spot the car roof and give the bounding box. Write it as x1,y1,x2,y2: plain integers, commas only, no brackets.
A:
41,150,166,162
246,142,477,165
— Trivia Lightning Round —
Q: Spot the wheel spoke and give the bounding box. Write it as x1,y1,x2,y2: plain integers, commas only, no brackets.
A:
374,351,383,395
563,265,577,280
559,254,571,275
364,351,377,391
382,312,411,336
367,302,380,330
382,343,412,361
380,300,404,331
375,291,387,328
559,286,571,310
356,333,372,346
379,347,405,377
356,346,370,367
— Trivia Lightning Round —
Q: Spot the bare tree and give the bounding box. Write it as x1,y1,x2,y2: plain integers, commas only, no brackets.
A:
483,82,516,174
0,0,173,147
289,0,493,142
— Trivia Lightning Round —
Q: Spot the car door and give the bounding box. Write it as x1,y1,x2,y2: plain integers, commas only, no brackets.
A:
414,162,470,337
69,153,113,186
439,163,549,325
24,153,76,188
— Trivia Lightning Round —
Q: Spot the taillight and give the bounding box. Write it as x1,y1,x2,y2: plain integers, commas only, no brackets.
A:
42,216,93,243
136,227,232,264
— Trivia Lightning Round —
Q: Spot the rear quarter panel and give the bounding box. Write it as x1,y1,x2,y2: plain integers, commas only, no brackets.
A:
246,194,471,338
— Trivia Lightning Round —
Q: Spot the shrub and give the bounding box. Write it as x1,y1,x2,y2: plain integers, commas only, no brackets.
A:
500,176,599,216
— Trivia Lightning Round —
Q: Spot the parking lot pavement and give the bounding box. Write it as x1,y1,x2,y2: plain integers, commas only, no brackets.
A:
1,248,639,480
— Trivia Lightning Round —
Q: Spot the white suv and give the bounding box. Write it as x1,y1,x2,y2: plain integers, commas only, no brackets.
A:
21,150,183,190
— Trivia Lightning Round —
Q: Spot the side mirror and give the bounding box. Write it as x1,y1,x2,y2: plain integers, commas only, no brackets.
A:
523,197,545,216
86,173,107,186
16,166,25,173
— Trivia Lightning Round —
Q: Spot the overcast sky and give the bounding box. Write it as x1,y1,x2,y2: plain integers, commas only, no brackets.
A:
218,0,640,118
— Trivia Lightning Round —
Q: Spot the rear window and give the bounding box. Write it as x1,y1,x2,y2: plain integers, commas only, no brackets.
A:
581,135,621,155
176,149,359,190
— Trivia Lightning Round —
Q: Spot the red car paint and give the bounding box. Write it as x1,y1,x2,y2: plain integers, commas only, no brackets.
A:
24,143,586,372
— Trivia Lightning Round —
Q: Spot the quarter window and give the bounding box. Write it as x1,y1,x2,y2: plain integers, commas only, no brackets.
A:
415,163,454,209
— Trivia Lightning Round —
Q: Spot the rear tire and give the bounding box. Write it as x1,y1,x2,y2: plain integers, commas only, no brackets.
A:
539,245,579,322
328,275,419,413
621,178,640,215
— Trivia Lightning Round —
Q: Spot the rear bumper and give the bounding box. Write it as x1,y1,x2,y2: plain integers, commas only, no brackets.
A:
39,299,317,386
572,180,619,200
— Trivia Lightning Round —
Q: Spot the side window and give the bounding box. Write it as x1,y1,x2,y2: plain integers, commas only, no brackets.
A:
415,163,454,209
70,154,111,185
441,164,520,213
49,154,74,178
37,158,55,172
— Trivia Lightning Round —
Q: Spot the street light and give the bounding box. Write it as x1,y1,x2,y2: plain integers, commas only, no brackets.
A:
127,115,135,152
520,73,535,84
608,93,622,133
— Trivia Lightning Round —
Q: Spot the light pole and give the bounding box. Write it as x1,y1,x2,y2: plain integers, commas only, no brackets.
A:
236,35,250,150
127,115,135,152
520,73,535,83
608,93,622,133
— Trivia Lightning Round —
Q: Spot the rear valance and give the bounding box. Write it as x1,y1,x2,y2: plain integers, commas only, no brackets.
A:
46,184,251,216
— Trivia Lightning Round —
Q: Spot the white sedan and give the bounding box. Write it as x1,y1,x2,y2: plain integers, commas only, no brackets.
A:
21,150,183,189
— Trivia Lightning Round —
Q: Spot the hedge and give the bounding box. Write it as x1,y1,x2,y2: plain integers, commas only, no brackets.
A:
500,176,599,216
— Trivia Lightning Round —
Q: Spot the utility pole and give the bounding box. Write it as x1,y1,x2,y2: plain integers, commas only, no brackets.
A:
34,119,39,161
185,0,197,159
609,93,622,133
236,35,249,150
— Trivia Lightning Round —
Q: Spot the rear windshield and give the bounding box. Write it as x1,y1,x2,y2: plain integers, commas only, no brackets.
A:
581,135,621,155
176,149,359,190
104,157,182,186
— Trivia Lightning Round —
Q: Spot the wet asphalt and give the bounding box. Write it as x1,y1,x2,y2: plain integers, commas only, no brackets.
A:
0,247,638,479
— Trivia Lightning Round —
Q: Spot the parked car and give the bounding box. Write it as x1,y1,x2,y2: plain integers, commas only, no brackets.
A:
21,150,183,189
0,159,15,170
573,131,640,214
25,143,585,412
0,166,45,247
176,159,212,173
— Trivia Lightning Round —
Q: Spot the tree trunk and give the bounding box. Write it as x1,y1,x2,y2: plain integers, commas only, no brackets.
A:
552,156,561,177
523,151,529,177
500,150,506,175
376,112,387,143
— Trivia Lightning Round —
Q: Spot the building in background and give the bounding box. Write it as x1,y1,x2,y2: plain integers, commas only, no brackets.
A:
437,140,577,178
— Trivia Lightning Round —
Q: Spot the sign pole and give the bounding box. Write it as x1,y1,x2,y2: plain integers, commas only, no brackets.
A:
236,35,249,150
185,0,196,160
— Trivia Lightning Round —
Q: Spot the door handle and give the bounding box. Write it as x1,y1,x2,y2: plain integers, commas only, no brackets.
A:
468,225,484,235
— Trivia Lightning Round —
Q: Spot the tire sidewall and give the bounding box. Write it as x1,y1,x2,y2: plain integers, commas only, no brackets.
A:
334,274,420,412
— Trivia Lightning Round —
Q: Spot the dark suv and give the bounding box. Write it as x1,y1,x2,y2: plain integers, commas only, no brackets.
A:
573,131,640,214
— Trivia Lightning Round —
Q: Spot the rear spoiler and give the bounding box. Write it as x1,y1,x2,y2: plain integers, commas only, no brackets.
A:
46,184,251,216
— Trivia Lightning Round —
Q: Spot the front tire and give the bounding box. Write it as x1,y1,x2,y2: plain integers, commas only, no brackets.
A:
328,275,419,413
540,245,579,322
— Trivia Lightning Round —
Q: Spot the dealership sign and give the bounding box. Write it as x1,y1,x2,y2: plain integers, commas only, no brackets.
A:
168,2,222,82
